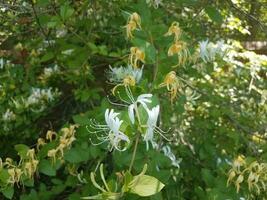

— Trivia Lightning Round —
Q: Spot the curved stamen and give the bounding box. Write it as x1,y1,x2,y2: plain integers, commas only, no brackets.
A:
90,119,108,127
107,95,128,107
89,138,108,146
125,86,135,103
117,91,131,104
154,127,171,141
154,126,171,134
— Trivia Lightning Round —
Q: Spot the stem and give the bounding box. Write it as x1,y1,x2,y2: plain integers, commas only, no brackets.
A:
129,133,140,172
129,100,142,172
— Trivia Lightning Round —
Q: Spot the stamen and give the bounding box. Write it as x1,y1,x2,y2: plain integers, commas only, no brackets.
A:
125,86,135,103
107,95,128,107
89,138,108,146
154,127,171,141
117,91,131,104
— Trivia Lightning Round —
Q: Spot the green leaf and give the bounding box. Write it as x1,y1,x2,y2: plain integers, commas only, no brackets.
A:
60,4,74,21
39,159,57,176
128,175,165,197
205,6,223,24
64,147,90,163
1,186,14,199
14,144,29,159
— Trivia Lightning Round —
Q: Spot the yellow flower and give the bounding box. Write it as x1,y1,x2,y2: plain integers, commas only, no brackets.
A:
129,47,145,68
235,174,244,193
27,149,36,160
7,168,23,185
160,71,180,103
47,149,58,163
4,158,14,168
46,130,57,142
24,160,39,179
167,41,189,66
165,21,181,41
233,155,246,172
37,138,46,151
124,12,141,39
227,169,236,186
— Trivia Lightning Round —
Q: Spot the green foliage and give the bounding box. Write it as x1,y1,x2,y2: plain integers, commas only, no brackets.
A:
0,0,266,199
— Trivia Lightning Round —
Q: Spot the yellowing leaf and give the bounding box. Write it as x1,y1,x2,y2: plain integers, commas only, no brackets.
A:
128,175,165,197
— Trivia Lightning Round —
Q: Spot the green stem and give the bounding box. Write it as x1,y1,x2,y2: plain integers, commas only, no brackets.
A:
129,102,142,172
129,133,140,172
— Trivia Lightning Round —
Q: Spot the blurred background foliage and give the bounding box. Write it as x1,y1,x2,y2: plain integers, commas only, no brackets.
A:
0,0,266,199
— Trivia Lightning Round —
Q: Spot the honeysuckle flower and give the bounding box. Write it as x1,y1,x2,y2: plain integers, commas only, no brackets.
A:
233,155,246,172
146,0,163,8
7,167,23,185
88,109,130,151
143,105,170,150
128,93,152,124
167,41,189,66
143,105,159,149
108,65,143,85
129,47,145,68
165,22,181,42
162,145,180,168
124,12,141,39
46,130,57,142
37,138,46,151
2,109,16,122
199,40,227,63
159,71,180,103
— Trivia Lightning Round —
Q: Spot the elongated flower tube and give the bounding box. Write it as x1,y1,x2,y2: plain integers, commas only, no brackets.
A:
88,109,130,151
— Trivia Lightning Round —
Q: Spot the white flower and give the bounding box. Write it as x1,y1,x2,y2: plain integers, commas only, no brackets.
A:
199,40,227,63
162,145,180,168
146,0,163,8
2,109,16,122
0,58,4,69
26,87,59,106
143,105,160,149
108,65,143,84
43,65,59,79
128,93,152,124
88,109,130,151
109,87,152,124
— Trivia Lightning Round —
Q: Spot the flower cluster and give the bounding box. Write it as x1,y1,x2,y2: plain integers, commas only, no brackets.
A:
46,125,77,163
165,22,189,67
198,40,226,63
227,155,267,194
0,125,77,187
88,87,167,152
11,87,60,112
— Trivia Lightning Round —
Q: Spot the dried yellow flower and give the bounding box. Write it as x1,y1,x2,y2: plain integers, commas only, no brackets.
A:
37,138,46,151
167,41,189,66
129,47,145,68
165,21,181,42
47,149,58,163
160,71,180,103
46,130,57,142
124,12,141,39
